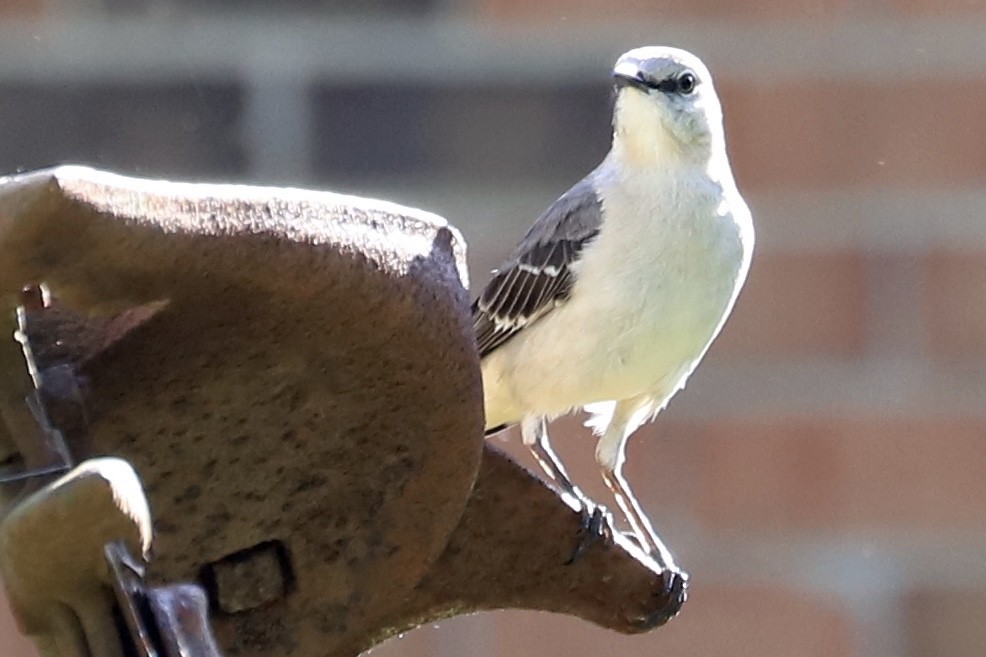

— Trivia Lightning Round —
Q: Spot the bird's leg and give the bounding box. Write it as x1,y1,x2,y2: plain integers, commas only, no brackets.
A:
521,416,580,498
595,399,678,572
521,416,611,561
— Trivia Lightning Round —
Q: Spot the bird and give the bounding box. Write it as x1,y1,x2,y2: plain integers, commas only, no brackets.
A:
473,46,754,572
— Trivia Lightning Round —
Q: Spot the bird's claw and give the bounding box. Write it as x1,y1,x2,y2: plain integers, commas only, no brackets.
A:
652,566,689,627
565,500,614,564
626,565,689,630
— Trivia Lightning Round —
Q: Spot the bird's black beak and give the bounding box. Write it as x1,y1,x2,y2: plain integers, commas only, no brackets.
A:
612,70,650,92
612,60,650,91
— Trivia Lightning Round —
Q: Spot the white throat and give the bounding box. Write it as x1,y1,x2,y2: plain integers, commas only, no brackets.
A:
610,89,722,173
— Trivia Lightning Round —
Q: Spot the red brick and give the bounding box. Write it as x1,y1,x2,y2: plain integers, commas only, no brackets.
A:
478,0,848,22
695,417,986,532
923,250,986,359
490,583,854,657
714,251,868,357
721,80,986,191
906,588,986,657
0,587,38,657
0,0,45,17
890,0,986,14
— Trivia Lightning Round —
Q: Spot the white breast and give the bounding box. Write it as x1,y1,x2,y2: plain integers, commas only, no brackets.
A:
581,168,746,386
481,165,752,428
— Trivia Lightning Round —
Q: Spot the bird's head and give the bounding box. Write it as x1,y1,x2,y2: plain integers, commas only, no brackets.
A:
610,46,724,167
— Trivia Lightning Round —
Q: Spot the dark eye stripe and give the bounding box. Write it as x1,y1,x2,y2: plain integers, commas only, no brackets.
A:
654,78,678,93
618,69,700,95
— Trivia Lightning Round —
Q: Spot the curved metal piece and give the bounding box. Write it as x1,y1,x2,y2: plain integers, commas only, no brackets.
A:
343,444,685,656
407,444,687,631
0,166,484,657
0,458,153,657
146,584,225,657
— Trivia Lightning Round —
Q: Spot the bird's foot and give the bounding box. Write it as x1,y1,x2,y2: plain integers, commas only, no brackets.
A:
626,565,689,630
646,566,689,628
565,499,615,564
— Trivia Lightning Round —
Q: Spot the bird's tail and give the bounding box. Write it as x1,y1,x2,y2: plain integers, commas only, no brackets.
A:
583,401,616,435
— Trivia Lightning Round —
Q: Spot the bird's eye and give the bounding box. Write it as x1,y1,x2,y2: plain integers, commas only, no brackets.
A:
676,72,697,95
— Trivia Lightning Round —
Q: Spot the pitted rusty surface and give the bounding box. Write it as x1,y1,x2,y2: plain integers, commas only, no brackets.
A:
0,166,483,656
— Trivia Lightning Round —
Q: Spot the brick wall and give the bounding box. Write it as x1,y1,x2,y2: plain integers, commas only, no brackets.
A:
1,1,984,657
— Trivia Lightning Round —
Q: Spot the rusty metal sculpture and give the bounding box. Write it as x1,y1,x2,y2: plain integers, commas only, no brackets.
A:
0,166,685,657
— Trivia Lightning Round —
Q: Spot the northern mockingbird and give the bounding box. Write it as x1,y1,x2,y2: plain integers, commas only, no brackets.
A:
474,46,754,574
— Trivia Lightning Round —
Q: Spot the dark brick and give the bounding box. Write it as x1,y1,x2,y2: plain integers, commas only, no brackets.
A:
311,84,434,182
106,0,438,14
311,82,610,186
0,82,245,178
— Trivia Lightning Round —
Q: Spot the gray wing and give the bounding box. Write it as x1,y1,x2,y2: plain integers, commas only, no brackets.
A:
473,175,603,359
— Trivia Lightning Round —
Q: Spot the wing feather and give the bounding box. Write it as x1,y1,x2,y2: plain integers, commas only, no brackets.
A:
473,175,603,358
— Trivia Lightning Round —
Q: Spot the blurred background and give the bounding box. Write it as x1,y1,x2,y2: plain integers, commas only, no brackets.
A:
0,1,985,656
